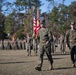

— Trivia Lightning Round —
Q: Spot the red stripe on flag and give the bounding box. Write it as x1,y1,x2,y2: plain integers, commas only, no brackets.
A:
33,17,37,32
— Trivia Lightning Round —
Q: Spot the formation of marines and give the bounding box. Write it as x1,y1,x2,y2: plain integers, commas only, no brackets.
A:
0,21,76,71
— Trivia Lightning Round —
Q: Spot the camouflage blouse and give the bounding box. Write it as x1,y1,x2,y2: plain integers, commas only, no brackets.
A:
66,29,76,49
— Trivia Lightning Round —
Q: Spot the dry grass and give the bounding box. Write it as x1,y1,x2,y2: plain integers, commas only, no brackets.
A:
0,48,76,75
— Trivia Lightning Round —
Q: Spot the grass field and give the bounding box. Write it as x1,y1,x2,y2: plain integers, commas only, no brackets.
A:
0,48,76,75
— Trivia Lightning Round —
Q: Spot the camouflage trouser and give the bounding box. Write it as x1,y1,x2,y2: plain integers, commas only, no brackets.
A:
33,43,37,55
38,43,53,67
26,43,31,55
60,43,65,53
70,45,76,64
51,42,55,53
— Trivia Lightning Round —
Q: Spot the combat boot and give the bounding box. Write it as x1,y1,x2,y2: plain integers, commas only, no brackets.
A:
72,63,75,67
35,66,41,71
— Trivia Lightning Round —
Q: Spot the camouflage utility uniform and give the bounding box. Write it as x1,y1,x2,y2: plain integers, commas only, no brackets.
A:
35,27,53,71
32,36,38,56
60,35,66,53
26,34,31,56
66,22,76,67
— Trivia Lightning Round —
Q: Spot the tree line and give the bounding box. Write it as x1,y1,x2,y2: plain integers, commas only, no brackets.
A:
0,0,76,40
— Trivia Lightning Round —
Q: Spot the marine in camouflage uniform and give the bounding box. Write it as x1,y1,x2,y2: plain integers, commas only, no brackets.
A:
60,35,66,54
66,21,76,67
32,33,38,56
26,33,31,56
35,23,53,71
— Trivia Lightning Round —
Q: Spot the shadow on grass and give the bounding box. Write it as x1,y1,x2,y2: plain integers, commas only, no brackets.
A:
0,61,35,64
53,66,76,70
42,66,76,71
44,57,62,60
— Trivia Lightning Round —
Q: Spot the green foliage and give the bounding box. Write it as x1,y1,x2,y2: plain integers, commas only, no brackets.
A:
48,2,76,36
0,13,5,39
0,0,76,39
15,29,25,39
58,25,70,34
49,6,59,22
14,0,42,12
4,15,14,34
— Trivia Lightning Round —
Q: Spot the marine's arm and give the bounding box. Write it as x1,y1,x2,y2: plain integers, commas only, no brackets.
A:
48,31,53,42
46,31,53,44
65,30,71,49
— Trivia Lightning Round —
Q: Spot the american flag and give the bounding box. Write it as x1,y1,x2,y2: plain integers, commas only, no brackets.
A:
35,19,41,36
33,16,37,32
33,9,41,37
35,9,41,37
